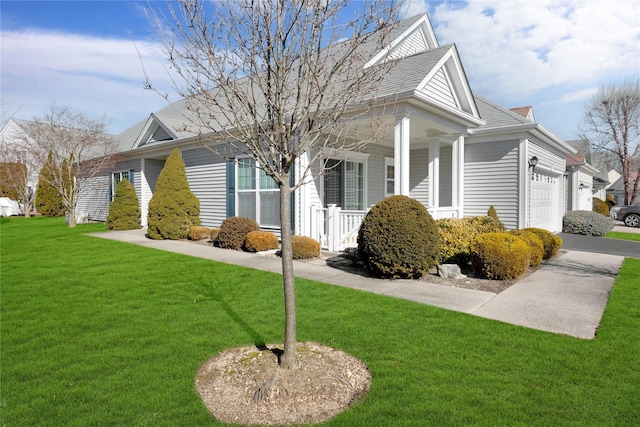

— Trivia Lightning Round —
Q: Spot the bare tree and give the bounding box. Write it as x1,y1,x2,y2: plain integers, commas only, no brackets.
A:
581,78,640,205
17,105,118,227
0,141,36,216
150,0,400,368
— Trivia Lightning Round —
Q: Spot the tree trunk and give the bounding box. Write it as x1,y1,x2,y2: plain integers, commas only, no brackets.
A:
279,176,297,369
68,207,77,228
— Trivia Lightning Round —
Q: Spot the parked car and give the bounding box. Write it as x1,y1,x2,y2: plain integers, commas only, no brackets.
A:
610,205,640,227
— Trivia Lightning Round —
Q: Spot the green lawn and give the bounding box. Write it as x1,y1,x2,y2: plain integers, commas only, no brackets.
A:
605,230,640,242
2,217,639,426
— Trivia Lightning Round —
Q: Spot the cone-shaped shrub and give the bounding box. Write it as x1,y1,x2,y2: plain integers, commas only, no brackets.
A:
147,148,200,240
358,195,440,279
35,152,65,217
106,179,141,230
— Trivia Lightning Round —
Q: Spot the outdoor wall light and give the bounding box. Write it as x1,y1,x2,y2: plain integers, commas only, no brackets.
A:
579,183,585,191
528,156,538,170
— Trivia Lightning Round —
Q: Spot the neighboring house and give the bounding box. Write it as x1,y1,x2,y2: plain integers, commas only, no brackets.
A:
608,171,640,206
0,119,40,214
80,14,576,250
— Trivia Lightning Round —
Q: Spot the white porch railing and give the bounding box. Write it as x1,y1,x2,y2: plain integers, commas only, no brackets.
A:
309,204,460,252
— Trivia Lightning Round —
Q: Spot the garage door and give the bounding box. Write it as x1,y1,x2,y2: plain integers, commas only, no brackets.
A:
530,172,561,232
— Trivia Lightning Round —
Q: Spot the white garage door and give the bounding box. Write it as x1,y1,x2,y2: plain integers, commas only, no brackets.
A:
531,172,561,232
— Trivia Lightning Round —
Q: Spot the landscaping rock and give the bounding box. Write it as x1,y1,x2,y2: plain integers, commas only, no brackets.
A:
437,264,467,279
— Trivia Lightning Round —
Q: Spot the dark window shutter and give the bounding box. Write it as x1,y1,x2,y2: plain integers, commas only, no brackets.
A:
109,174,113,201
226,159,235,217
129,169,134,185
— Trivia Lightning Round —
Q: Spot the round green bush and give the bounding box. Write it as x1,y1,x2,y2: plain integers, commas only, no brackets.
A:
291,235,320,259
215,216,259,250
358,195,440,279
105,179,141,230
563,210,614,236
471,233,530,280
522,228,562,259
592,197,610,216
187,226,214,241
510,230,544,267
244,231,279,252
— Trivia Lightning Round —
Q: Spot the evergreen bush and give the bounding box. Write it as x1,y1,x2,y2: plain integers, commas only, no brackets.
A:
592,197,610,216
563,210,614,236
147,148,200,240
358,195,440,279
215,216,259,250
437,216,505,264
290,235,320,259
471,233,530,280
188,226,214,240
35,152,65,217
522,228,562,259
105,179,141,230
244,231,279,252
509,230,544,267
487,205,505,229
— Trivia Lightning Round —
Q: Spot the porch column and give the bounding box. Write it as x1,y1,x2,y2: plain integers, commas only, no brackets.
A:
451,135,464,217
394,112,410,195
428,140,440,208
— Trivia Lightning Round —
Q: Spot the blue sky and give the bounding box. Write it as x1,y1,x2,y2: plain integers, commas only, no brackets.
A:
1,0,639,141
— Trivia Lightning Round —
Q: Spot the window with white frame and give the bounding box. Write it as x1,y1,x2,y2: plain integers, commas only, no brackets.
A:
384,157,395,197
323,157,366,211
236,158,280,227
112,171,130,200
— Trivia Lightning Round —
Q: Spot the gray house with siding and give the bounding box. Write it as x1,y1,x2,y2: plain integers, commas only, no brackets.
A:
79,14,576,250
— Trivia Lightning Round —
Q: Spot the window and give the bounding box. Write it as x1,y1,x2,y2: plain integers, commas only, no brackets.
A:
323,158,365,210
236,158,280,227
385,157,395,197
112,171,130,200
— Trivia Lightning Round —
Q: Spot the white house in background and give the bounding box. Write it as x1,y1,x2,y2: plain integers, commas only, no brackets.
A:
608,171,640,206
78,14,577,250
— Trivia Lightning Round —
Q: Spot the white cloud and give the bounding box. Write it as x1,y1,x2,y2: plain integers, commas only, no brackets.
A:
428,0,640,104
0,29,177,133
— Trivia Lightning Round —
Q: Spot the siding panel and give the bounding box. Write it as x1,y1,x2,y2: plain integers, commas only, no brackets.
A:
182,147,227,227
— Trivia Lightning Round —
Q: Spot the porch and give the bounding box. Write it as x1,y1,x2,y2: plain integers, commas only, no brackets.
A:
309,204,459,252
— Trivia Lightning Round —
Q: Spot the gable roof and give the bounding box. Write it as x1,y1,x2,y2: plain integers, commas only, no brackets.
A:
509,106,535,122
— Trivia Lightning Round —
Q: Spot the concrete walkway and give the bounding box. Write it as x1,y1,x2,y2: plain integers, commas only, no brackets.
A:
89,228,638,340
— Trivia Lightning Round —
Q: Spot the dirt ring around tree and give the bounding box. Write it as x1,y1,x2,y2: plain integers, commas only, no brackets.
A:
195,342,372,425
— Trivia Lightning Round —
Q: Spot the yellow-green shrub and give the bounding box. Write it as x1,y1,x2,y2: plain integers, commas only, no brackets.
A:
210,228,220,241
510,230,544,267
244,231,279,252
291,236,320,259
592,197,610,216
471,233,530,280
188,226,213,240
437,216,505,264
522,228,562,259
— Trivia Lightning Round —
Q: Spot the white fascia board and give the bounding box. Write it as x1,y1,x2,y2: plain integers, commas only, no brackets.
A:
468,123,577,155
364,15,436,69
411,91,485,127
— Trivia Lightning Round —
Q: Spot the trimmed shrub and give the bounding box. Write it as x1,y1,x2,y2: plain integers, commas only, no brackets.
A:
244,231,279,252
471,233,530,280
105,179,141,230
437,215,505,264
358,195,440,279
188,226,214,241
522,227,562,259
592,197,610,216
606,193,616,209
563,210,614,236
510,230,544,267
35,152,65,217
215,216,259,250
487,205,505,229
147,148,200,240
210,228,220,241
291,235,320,259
